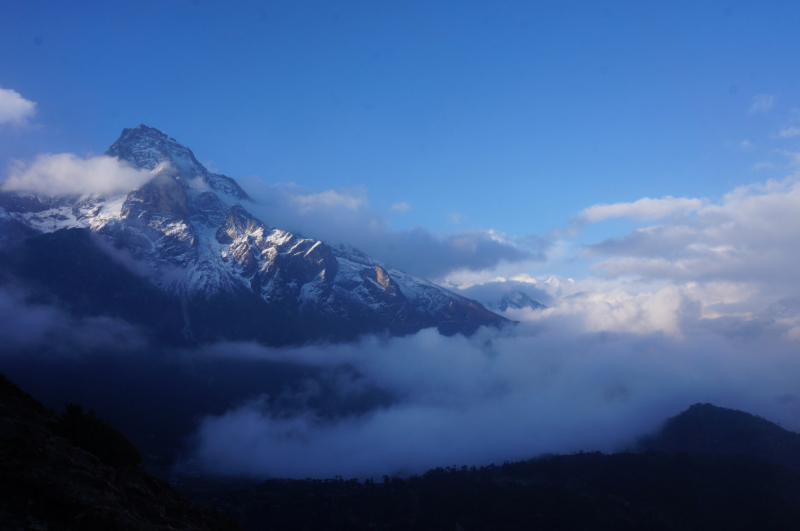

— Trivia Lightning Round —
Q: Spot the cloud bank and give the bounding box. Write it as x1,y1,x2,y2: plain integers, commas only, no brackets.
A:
238,178,541,280
0,86,36,126
2,154,154,197
191,310,800,479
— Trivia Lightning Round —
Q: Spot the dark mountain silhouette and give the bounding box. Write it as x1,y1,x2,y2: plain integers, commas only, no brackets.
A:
637,402,800,472
180,452,800,531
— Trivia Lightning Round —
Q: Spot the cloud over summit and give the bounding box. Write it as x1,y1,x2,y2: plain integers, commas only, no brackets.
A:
2,153,154,197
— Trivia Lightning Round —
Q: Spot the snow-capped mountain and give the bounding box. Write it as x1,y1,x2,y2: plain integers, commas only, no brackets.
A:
488,291,546,312
0,125,507,345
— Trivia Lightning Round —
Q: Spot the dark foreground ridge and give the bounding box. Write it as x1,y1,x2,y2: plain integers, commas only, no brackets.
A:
6,373,800,531
180,452,800,531
177,402,800,531
0,373,239,531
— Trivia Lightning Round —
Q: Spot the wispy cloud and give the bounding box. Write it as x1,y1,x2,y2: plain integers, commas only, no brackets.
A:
579,196,704,223
776,126,800,138
390,201,410,212
750,94,775,114
0,86,36,126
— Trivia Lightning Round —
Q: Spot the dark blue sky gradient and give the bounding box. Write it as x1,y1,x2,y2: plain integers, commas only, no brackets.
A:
2,0,799,241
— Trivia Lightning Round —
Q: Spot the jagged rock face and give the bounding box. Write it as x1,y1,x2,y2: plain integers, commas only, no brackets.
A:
0,125,508,345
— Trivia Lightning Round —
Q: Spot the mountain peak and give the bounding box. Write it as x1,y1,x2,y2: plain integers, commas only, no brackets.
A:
106,125,249,199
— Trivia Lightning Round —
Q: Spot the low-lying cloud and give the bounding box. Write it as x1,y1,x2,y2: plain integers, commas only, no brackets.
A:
0,286,146,353
0,86,36,126
2,153,154,197
191,310,800,479
238,178,541,280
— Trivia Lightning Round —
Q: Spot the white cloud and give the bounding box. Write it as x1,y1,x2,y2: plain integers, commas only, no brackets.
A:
292,188,365,212
750,94,775,114
583,178,800,312
0,86,36,126
776,126,800,138
390,201,410,212
2,153,154,197
739,139,754,150
580,196,704,223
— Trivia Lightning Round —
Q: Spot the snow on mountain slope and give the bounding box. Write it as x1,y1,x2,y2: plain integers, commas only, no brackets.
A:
0,125,508,344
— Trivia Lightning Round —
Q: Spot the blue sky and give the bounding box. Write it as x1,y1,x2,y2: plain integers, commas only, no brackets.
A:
2,0,800,280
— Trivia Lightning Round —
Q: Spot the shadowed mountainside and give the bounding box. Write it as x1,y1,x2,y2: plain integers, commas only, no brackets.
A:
0,373,239,531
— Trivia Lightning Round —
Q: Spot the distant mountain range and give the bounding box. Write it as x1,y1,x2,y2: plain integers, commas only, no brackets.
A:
0,125,506,346
487,290,546,312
